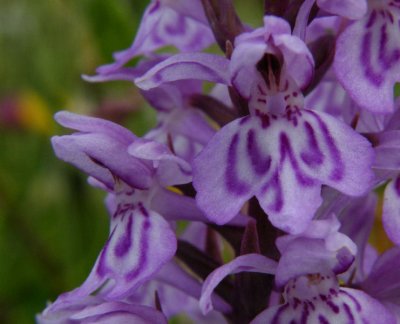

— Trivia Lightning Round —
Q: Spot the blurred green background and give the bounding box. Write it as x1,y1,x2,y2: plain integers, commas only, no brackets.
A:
0,1,262,323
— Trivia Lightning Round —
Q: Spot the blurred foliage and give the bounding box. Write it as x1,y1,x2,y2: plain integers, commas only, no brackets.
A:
0,0,268,323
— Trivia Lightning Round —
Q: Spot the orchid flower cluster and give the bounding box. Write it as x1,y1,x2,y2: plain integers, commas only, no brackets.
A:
38,0,400,323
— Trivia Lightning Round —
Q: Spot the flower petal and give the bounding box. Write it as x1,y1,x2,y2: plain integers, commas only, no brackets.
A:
98,0,214,74
57,204,176,301
194,110,374,233
317,0,368,20
252,285,395,324
334,7,400,113
383,177,400,246
199,254,277,314
135,53,230,90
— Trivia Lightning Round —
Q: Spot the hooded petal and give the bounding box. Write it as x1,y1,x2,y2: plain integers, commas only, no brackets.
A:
52,112,153,190
128,138,192,186
275,215,357,287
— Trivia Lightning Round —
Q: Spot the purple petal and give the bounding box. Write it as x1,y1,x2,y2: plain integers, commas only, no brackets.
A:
334,8,400,113
54,111,136,144
252,275,396,324
293,0,316,40
194,110,375,233
71,302,167,324
273,33,315,89
99,0,214,74
317,0,368,19
52,132,153,191
275,215,357,286
199,254,277,314
135,53,230,90
374,131,400,172
362,247,400,304
56,204,176,301
383,177,400,245
128,138,192,186
37,296,167,324
338,194,377,281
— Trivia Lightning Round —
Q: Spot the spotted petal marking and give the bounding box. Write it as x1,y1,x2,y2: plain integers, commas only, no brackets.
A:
334,2,400,113
60,200,176,301
251,274,396,324
193,110,374,233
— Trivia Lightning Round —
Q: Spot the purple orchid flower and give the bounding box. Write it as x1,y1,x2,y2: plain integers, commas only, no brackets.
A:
135,15,375,234
97,0,214,75
199,216,396,323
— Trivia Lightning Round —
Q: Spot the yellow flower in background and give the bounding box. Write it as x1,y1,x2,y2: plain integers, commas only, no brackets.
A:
0,90,54,135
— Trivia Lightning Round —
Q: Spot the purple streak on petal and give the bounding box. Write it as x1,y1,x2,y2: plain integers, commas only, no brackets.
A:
366,10,377,28
280,132,315,186
379,24,400,69
225,133,251,195
339,290,362,312
126,218,151,281
308,111,344,181
300,121,324,167
115,215,133,258
261,170,284,212
96,229,115,277
247,129,272,175
271,303,290,324
361,31,384,86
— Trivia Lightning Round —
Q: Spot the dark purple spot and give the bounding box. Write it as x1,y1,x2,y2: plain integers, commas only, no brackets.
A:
326,300,340,313
225,133,251,195
138,203,149,217
115,216,133,257
319,314,330,324
247,129,271,175
255,109,271,128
